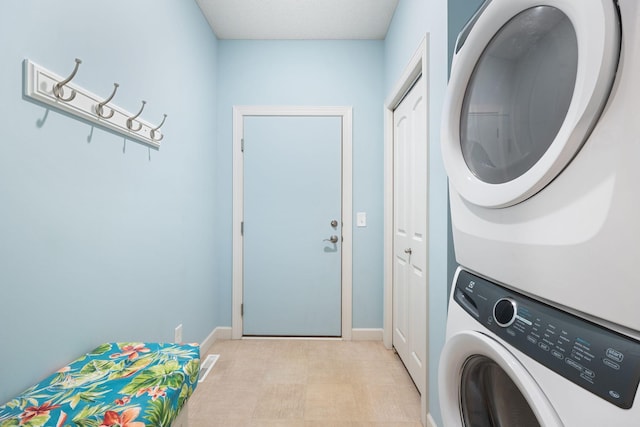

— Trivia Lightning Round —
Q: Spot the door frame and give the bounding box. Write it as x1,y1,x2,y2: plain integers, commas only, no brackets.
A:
232,106,353,340
383,35,430,424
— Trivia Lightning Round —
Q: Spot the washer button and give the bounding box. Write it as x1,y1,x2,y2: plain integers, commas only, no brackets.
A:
606,348,624,363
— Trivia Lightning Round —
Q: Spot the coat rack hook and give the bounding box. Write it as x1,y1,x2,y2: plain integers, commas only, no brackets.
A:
126,100,146,132
150,114,167,141
52,58,82,102
96,83,120,119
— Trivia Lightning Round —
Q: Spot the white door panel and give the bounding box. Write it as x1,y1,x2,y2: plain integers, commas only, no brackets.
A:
393,76,427,394
243,116,342,336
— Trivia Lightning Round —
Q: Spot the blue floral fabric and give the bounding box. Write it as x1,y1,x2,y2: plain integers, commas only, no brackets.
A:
0,342,200,427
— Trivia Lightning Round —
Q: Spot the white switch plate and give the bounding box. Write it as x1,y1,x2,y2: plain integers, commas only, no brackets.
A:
356,212,367,227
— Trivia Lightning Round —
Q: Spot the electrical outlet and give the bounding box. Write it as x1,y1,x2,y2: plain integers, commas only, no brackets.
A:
174,324,183,343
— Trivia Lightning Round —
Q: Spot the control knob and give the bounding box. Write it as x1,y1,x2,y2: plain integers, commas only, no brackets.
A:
493,298,517,327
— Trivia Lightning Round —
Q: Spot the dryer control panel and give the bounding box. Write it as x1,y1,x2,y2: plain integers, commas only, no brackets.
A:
454,269,640,409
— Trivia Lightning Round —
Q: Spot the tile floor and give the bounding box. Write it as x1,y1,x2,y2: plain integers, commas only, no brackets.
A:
188,339,422,426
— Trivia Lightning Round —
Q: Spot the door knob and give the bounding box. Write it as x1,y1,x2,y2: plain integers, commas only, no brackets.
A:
330,219,338,228
324,235,339,243
404,248,412,254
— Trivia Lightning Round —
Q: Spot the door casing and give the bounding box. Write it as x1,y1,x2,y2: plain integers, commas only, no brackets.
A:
384,35,430,426
232,105,353,340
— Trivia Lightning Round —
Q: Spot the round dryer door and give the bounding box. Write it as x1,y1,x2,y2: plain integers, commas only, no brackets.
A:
439,331,562,426
442,0,620,208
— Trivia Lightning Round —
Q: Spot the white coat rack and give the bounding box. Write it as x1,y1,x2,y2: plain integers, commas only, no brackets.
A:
24,58,166,149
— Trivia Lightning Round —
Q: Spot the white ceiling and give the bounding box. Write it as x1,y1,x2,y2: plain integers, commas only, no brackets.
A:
195,0,400,40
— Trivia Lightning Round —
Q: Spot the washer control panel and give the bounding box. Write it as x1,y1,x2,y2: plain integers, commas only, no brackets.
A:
454,269,640,409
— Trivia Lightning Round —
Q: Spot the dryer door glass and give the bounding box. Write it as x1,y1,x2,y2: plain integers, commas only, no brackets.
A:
460,6,578,184
461,355,539,427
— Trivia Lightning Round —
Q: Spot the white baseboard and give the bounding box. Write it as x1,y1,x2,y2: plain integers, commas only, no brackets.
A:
199,326,232,355
351,328,383,341
203,327,380,345
426,412,438,427
214,326,232,340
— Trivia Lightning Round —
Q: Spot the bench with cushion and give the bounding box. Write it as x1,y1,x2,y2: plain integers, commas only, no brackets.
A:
0,342,200,427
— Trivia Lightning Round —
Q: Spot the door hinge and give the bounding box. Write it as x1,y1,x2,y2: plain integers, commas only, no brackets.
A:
241,138,245,152
241,303,244,316
241,221,244,236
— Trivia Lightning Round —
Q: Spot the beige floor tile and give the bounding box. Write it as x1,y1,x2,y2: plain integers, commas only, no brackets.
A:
304,383,362,421
304,421,358,427
307,358,354,384
350,360,398,385
249,421,307,427
352,423,424,427
263,358,308,384
344,341,399,362
252,384,306,420
270,339,312,360
305,339,352,360
208,358,268,385
354,384,419,423
233,339,280,361
189,339,421,426
190,419,250,427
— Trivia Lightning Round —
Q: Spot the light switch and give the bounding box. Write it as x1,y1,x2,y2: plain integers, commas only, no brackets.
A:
356,212,367,227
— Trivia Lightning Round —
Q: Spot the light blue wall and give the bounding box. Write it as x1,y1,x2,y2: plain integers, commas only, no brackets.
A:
0,0,218,403
215,40,385,328
384,0,449,424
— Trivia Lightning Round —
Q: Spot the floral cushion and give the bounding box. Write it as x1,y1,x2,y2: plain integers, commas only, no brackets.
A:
0,342,200,427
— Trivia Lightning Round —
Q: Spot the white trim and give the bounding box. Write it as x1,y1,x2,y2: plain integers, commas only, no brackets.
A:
383,34,430,426
199,326,231,356
232,106,353,340
351,328,384,341
199,328,216,356
213,326,232,341
383,36,429,349
241,336,342,341
426,412,438,427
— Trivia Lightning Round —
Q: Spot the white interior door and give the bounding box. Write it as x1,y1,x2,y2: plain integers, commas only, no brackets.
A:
393,75,427,394
242,115,343,336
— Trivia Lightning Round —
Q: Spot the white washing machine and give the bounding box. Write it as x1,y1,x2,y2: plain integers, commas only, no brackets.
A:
439,268,640,426
441,0,640,333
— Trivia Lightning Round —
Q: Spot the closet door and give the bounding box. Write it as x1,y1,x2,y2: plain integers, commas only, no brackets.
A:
393,76,427,394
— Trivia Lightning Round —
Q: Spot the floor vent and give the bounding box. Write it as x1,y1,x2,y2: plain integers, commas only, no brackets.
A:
198,354,220,383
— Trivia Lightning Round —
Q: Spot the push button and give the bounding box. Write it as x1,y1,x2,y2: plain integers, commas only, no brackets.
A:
603,358,620,370
606,348,624,363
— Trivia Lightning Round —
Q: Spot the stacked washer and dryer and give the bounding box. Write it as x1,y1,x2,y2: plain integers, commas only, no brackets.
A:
439,0,640,425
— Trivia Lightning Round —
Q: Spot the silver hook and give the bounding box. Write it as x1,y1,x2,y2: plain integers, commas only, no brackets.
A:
150,114,167,141
96,83,119,119
126,100,146,132
53,58,82,102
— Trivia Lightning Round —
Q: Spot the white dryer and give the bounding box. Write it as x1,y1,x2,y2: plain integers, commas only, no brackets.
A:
439,268,640,426
442,0,640,333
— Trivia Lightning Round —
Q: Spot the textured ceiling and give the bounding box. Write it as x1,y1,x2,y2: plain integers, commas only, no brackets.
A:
195,0,399,40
